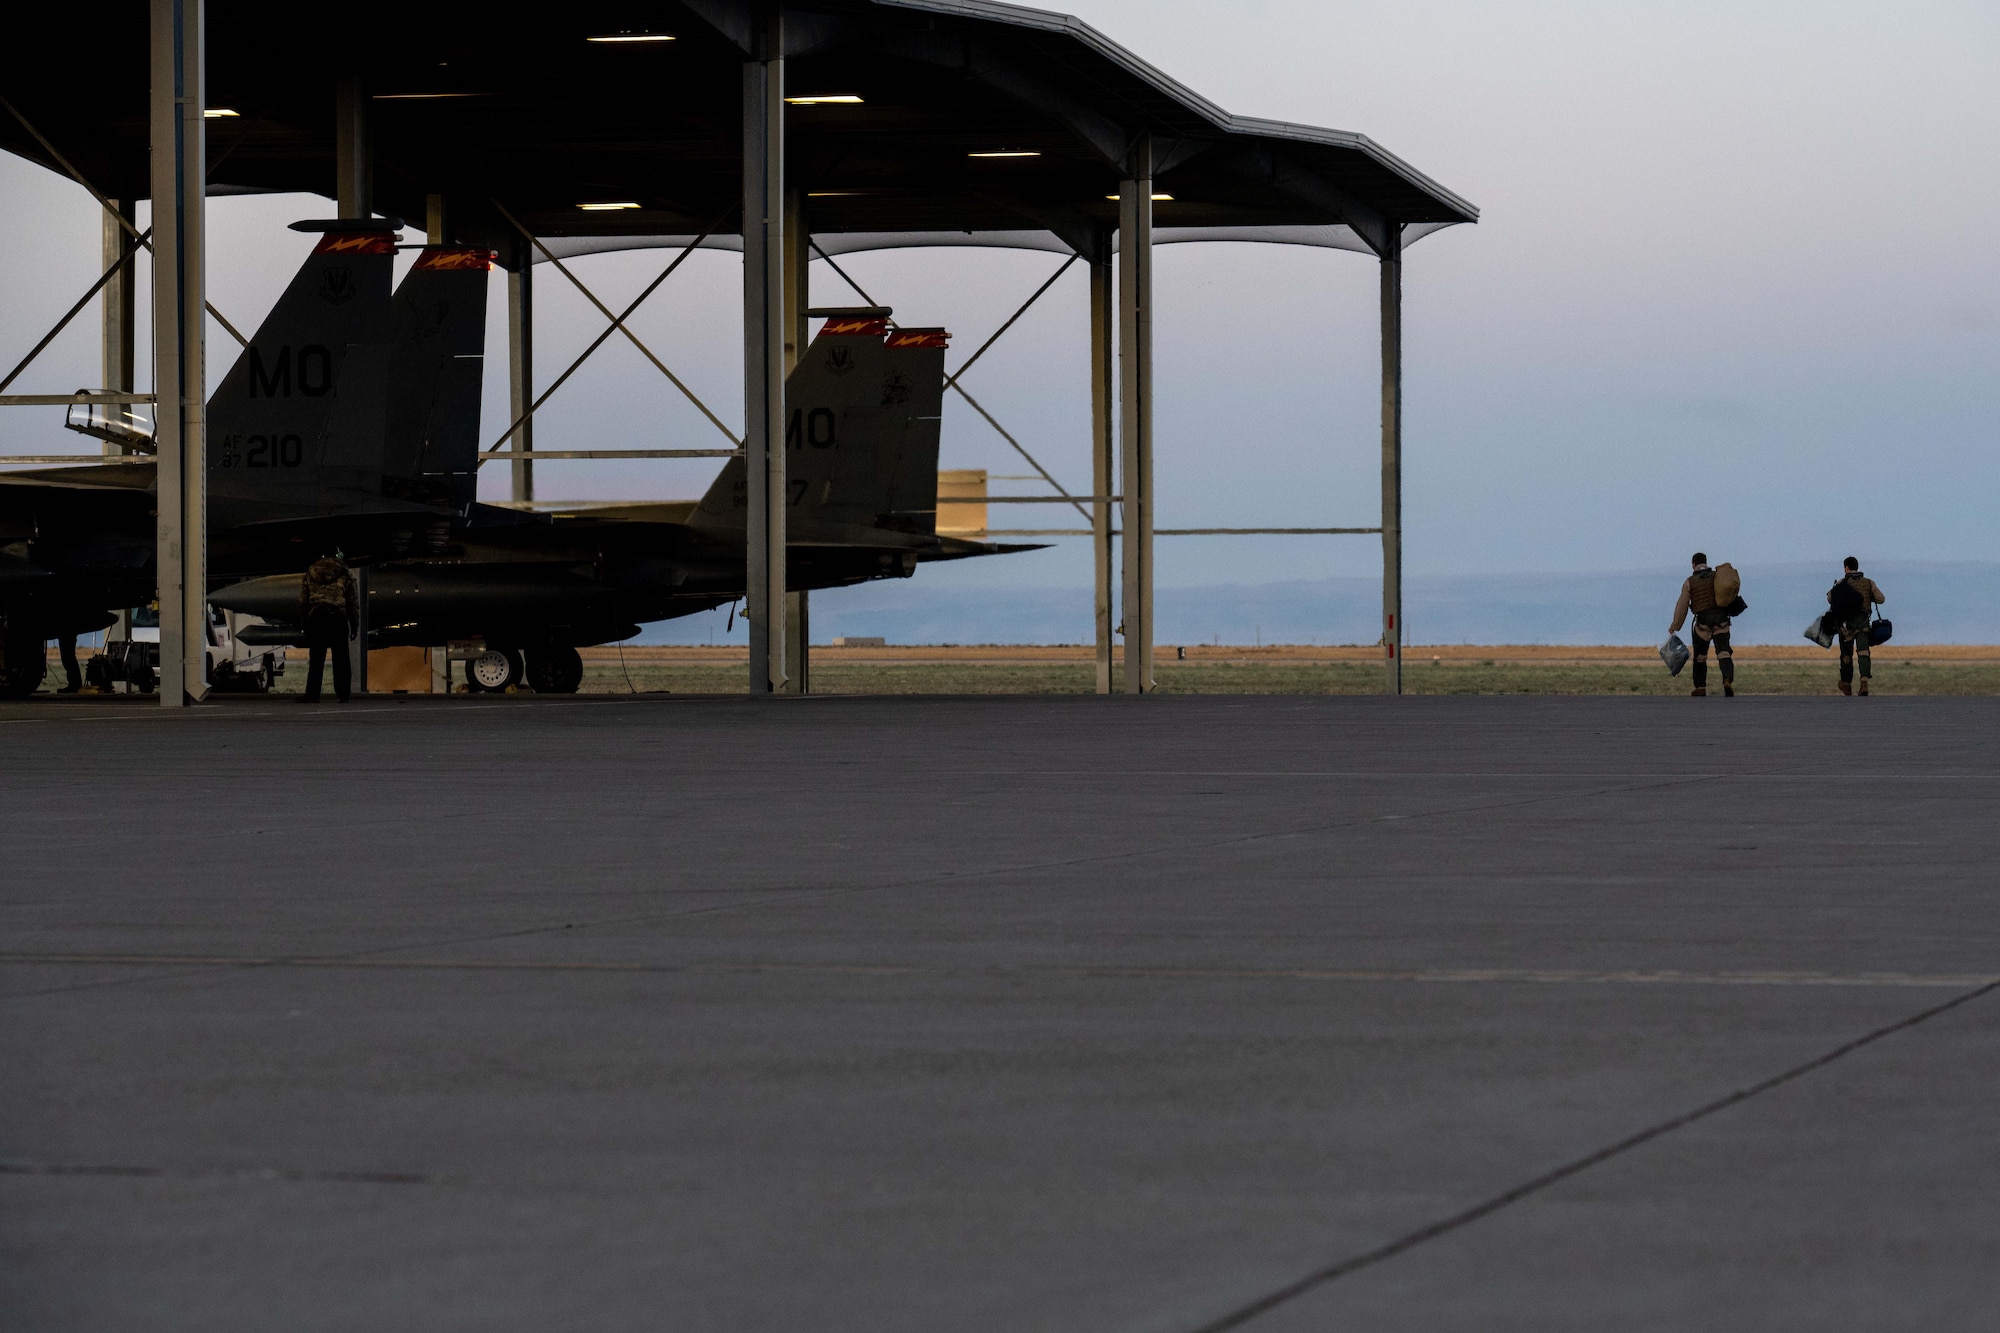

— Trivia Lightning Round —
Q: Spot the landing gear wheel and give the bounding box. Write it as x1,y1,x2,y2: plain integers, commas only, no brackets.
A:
0,632,47,699
525,646,584,694
466,648,523,692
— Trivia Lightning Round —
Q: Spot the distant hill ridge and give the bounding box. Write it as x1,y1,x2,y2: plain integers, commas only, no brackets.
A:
640,561,2000,647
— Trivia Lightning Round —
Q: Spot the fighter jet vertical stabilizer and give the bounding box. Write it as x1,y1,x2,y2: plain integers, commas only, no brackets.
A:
206,226,398,526
691,316,949,547
383,247,491,515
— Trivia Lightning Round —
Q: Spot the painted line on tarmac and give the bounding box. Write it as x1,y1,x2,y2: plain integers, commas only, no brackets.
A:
0,1160,455,1187
0,705,410,724
995,770,2000,781
3,953,1992,990
0,769,1771,1001
1182,977,2000,1333
0,767,1930,1002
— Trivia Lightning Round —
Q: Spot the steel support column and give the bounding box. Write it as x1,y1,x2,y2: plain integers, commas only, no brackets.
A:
348,565,369,694
1380,225,1403,696
742,12,786,694
1088,232,1116,694
334,69,371,694
782,186,809,694
784,585,809,695
1118,139,1154,695
333,73,370,218
507,239,534,503
150,0,205,706
100,200,136,450
783,187,808,373
102,198,138,657
426,195,449,692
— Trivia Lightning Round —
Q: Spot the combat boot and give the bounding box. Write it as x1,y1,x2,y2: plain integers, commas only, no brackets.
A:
1723,684,1735,697
1839,680,1852,696
1690,686,1706,697
1858,680,1869,696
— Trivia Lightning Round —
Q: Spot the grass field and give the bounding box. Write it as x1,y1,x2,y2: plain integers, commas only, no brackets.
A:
573,646,2000,696
54,643,2000,697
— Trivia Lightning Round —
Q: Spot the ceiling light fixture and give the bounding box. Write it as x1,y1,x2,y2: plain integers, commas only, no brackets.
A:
587,32,675,42
969,150,1039,158
1105,193,1174,201
807,191,861,197
786,94,863,105
203,108,239,118
373,92,481,100
578,201,641,211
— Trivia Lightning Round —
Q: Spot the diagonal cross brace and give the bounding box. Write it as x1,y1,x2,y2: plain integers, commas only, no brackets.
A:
810,243,1091,521
493,201,742,448
0,94,249,349
0,227,149,395
482,212,732,454
948,382,1091,523
943,252,1077,392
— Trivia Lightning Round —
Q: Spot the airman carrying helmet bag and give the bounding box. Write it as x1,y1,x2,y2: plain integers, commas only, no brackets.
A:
1660,633,1690,676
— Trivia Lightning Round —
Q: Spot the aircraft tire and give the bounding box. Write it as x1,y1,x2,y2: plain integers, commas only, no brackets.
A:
0,631,48,699
466,648,523,692
526,647,584,694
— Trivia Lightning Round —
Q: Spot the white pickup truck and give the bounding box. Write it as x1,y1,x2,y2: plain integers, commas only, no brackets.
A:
85,605,284,694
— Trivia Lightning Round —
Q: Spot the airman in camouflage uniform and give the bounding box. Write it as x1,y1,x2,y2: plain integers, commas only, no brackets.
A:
1670,552,1733,697
1829,556,1886,696
299,554,357,703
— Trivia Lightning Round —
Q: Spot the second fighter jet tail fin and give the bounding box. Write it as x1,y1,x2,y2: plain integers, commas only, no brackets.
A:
383,246,492,514
691,316,948,543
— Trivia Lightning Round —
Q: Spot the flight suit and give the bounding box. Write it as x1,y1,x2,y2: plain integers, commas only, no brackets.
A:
299,557,358,703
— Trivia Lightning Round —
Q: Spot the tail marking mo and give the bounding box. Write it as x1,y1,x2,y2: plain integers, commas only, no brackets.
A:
246,345,334,399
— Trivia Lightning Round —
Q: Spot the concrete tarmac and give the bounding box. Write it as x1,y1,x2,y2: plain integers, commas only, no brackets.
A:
3,694,1996,1331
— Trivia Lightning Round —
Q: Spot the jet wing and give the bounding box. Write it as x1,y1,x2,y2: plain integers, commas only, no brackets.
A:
0,462,155,493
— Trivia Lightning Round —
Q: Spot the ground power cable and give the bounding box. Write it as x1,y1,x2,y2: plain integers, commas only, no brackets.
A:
616,641,639,695
1181,975,2000,1333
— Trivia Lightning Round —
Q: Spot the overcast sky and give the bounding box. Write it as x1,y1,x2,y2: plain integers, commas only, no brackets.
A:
2,0,1994,591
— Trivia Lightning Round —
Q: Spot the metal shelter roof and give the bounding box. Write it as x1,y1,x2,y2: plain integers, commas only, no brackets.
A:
2,0,1476,261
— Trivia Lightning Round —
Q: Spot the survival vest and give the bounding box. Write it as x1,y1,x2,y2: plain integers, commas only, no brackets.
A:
1688,569,1716,613
303,559,352,614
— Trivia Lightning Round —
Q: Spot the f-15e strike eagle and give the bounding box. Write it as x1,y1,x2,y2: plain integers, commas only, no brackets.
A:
0,221,1028,696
